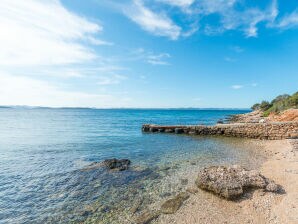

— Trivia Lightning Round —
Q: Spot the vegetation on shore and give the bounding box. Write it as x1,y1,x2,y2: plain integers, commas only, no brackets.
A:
251,92,298,116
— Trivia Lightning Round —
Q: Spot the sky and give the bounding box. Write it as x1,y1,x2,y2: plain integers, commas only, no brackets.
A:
0,0,298,108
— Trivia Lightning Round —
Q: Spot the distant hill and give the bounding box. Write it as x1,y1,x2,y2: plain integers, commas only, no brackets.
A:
251,92,298,116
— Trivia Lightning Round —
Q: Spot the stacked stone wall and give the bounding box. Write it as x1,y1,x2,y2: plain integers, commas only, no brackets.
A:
142,122,298,140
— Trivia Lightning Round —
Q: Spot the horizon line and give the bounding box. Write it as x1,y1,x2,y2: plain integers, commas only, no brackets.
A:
0,105,251,110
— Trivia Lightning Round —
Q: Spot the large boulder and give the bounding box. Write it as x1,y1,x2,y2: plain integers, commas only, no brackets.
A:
102,158,131,171
195,165,280,199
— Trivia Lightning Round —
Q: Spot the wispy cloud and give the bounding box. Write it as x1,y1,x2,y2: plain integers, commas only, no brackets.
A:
147,53,171,65
231,85,244,89
118,0,291,39
131,48,171,65
215,0,278,37
276,10,298,28
123,0,181,40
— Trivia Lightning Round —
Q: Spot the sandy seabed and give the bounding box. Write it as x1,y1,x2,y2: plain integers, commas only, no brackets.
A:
156,139,298,224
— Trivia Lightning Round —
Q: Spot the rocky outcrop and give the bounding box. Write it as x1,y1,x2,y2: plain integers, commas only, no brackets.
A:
142,122,298,140
195,165,281,200
229,110,265,123
160,192,190,214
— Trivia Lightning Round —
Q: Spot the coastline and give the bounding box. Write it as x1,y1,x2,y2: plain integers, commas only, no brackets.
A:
155,139,298,224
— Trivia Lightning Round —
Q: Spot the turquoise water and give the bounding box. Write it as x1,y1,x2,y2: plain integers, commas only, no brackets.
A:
0,108,264,223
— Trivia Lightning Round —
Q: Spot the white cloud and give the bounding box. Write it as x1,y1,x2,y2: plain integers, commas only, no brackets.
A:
0,0,130,108
0,0,107,66
0,73,131,108
231,85,243,89
124,0,181,39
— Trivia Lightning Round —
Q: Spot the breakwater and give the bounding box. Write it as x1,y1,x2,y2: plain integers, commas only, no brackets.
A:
142,122,298,140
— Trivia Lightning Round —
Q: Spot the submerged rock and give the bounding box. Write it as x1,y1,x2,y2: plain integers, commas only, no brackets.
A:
82,158,131,171
135,210,160,224
102,158,131,171
195,165,280,200
160,192,190,214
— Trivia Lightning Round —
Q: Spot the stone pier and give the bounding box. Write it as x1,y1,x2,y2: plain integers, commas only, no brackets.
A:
142,122,298,140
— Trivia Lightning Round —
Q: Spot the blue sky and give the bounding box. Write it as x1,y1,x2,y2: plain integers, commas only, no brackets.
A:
0,0,298,108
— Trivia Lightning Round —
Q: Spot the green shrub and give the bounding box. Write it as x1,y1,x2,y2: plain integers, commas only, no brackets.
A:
263,111,271,117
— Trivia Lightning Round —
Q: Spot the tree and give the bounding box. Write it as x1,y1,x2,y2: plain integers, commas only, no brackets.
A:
251,103,260,111
259,101,271,111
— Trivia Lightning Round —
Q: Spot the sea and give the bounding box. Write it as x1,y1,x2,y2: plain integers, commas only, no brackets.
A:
0,108,266,223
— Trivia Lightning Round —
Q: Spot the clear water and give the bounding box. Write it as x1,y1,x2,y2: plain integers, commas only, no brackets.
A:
0,108,265,224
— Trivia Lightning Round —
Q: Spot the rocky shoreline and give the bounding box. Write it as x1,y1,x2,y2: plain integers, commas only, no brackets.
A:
138,114,298,223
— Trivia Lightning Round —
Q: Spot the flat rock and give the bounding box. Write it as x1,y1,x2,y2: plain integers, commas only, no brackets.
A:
195,165,280,200
160,192,190,214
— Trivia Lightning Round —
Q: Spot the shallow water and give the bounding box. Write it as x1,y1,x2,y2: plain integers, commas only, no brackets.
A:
0,108,266,224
